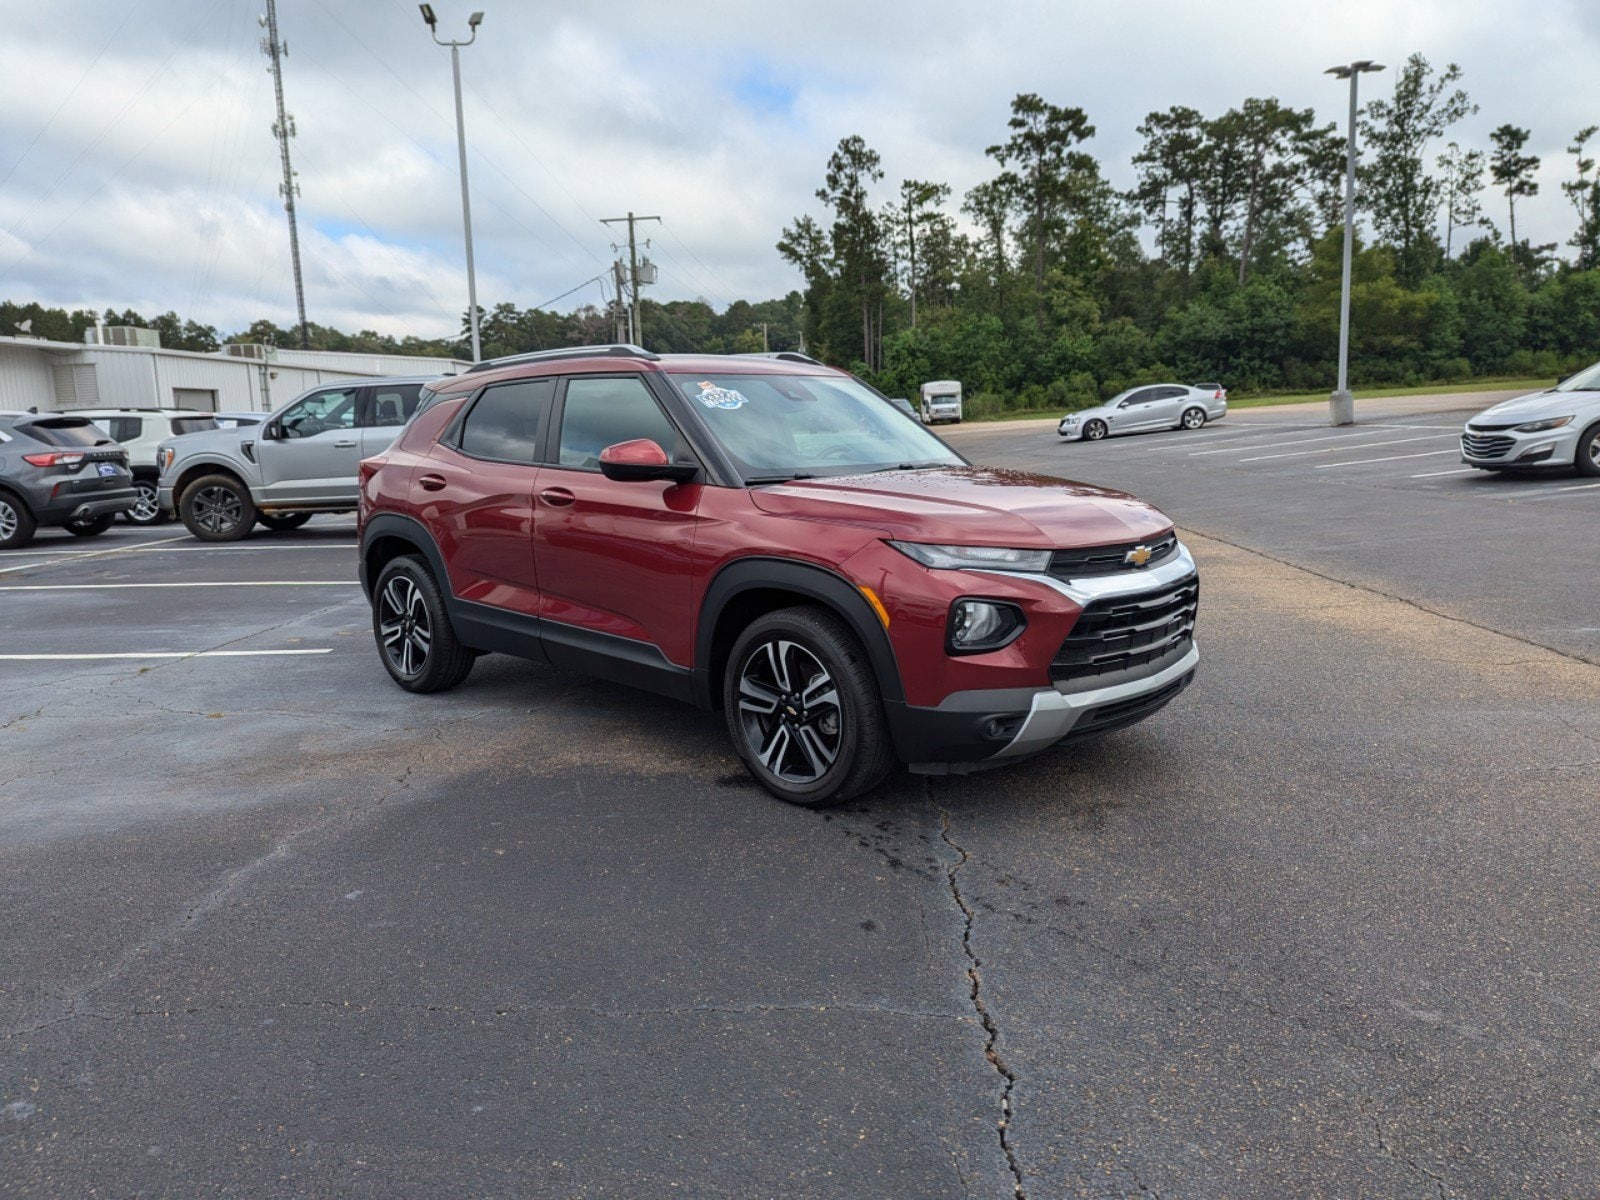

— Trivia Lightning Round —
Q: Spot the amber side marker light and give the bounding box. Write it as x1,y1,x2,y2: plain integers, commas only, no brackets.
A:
859,586,891,628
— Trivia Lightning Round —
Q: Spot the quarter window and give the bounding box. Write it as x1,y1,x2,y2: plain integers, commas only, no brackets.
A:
557,376,678,470
458,379,553,463
106,417,143,442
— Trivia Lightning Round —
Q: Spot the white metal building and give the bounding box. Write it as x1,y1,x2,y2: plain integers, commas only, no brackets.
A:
0,335,470,415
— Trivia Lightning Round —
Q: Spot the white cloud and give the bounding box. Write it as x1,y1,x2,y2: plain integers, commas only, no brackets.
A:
0,0,1594,339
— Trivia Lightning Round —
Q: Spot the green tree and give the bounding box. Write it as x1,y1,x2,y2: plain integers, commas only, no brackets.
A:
1489,124,1540,257
813,135,891,370
1358,53,1477,286
1131,106,1206,276
1437,141,1487,258
1561,126,1600,268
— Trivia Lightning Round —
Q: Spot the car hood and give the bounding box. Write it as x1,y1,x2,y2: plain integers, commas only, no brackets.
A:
1060,404,1111,422
748,466,1173,547
1469,388,1600,426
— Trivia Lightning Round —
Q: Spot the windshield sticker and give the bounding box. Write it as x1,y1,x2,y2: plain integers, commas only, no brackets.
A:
696,381,747,410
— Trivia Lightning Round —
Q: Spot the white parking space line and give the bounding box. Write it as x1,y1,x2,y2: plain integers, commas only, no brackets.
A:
133,544,356,552
1412,468,1477,478
1315,449,1460,469
1239,434,1452,463
0,581,357,591
1550,481,1600,492
0,533,190,574
0,650,334,661
1188,430,1398,456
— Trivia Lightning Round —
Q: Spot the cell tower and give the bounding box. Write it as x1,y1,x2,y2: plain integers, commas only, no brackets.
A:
260,0,309,349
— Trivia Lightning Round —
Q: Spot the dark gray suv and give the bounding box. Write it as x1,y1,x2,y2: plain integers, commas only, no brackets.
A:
0,411,136,549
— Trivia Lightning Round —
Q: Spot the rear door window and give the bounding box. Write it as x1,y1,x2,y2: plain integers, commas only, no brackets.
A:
367,384,425,428
106,417,143,442
456,378,555,463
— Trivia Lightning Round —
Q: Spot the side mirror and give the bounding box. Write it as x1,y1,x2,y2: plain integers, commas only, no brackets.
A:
259,421,280,440
598,439,697,483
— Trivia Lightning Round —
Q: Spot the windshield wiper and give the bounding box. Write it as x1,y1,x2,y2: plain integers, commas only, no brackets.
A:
744,472,816,485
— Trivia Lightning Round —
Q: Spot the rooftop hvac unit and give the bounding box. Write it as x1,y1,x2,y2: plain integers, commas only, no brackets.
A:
224,343,270,360
86,325,161,348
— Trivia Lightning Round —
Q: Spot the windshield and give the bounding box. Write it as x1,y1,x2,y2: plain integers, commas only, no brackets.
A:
668,372,962,481
1553,360,1600,392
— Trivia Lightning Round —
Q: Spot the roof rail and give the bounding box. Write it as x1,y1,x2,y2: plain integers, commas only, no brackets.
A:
736,351,824,366
464,343,660,374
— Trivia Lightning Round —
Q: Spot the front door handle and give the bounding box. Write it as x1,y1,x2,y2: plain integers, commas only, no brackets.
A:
539,487,575,507
418,473,446,492
334,440,358,448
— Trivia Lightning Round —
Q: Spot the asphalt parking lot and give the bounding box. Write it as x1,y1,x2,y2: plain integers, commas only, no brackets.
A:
4,394,1599,1198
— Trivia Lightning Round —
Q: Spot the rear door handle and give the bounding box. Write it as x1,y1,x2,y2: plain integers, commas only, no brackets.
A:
539,487,575,507
418,473,446,492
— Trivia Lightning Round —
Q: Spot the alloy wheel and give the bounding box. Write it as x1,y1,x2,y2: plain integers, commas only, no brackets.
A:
379,575,432,677
1085,421,1107,441
193,485,243,535
1587,432,1600,470
1182,408,1206,429
737,639,843,784
0,498,17,542
129,482,162,523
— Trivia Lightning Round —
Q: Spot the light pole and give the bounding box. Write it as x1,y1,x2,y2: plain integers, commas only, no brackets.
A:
421,5,484,362
1324,59,1384,427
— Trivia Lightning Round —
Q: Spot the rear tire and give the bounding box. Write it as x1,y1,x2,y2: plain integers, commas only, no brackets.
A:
0,490,36,550
125,479,168,526
723,606,896,807
180,474,256,542
1084,419,1108,441
1576,421,1600,477
257,512,313,531
65,515,114,537
1180,406,1207,430
372,555,475,693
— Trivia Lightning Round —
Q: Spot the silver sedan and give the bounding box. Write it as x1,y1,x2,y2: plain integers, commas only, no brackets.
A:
1059,383,1228,442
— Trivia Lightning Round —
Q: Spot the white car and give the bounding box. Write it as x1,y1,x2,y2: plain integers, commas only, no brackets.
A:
1461,362,1600,475
1059,383,1228,442
77,408,219,525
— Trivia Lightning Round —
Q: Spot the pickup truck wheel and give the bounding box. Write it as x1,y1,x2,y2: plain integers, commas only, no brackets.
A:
724,606,895,807
257,512,313,531
0,490,36,550
65,515,114,537
125,479,168,526
180,474,255,541
373,555,475,693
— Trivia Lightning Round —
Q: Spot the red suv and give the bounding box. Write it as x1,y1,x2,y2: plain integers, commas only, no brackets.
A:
358,347,1199,805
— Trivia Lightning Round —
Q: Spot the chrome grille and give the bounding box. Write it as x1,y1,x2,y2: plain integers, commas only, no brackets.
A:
1461,432,1514,459
1050,576,1198,685
1049,530,1178,580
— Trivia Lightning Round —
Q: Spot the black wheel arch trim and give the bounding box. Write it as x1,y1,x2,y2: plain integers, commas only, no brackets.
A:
693,556,907,711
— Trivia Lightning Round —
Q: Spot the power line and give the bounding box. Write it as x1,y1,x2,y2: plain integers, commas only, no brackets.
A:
657,219,743,307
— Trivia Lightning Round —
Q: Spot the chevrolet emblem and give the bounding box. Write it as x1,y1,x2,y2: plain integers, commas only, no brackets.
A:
1125,544,1153,567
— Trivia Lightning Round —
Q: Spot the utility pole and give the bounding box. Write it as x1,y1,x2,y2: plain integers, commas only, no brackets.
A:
260,0,308,349
421,6,485,362
600,212,660,344
612,259,629,342
759,322,768,352
1324,59,1384,427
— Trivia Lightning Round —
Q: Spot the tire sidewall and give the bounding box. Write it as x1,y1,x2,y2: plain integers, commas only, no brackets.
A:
1182,406,1206,430
1085,420,1107,441
125,479,168,526
372,555,473,693
0,489,35,550
1577,421,1600,477
181,474,255,542
723,610,873,806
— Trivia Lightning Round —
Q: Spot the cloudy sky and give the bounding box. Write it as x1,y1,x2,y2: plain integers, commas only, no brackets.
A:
1,0,1595,340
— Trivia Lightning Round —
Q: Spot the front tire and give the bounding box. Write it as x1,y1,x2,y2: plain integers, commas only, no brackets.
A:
0,490,36,550
1576,421,1600,477
1180,406,1207,430
1083,419,1108,441
372,555,475,693
180,474,256,541
65,515,114,537
723,606,896,807
125,479,168,526
257,512,313,531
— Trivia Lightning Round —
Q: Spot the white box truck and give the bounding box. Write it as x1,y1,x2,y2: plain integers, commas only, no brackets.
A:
919,380,963,424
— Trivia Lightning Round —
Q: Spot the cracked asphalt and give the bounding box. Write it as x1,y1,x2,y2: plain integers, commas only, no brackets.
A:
3,394,1599,1198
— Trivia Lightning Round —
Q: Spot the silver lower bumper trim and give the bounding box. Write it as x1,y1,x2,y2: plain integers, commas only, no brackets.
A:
990,643,1200,759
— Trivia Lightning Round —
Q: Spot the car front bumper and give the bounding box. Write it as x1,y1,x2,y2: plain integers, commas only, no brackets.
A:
1461,424,1581,468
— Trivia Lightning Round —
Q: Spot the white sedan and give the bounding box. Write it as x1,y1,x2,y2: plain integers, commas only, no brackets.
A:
1059,383,1228,442
1461,361,1600,476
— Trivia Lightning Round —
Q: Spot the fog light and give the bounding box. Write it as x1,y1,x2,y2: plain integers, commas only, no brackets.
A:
1517,442,1555,462
948,599,1024,654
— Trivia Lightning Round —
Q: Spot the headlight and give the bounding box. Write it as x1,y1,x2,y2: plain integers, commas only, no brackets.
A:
947,599,1025,654
889,542,1052,572
158,447,175,472
1514,416,1573,433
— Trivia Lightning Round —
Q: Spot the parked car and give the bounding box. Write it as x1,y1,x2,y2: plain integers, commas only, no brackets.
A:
214,411,267,430
0,411,136,549
158,377,433,540
77,408,218,526
1059,383,1228,441
886,396,918,419
1460,361,1600,475
358,346,1199,805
